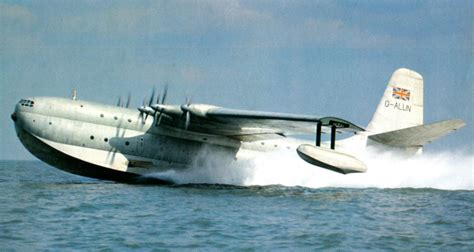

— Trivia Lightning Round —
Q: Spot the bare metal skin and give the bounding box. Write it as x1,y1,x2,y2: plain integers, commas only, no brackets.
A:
11,69,465,182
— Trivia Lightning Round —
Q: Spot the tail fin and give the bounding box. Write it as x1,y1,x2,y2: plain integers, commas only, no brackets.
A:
367,68,423,134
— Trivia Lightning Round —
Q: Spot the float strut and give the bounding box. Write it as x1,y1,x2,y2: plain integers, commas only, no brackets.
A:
330,125,336,150
316,122,322,147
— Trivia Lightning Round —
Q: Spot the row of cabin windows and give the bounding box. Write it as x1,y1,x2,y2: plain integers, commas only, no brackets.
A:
90,135,130,146
42,110,131,148
46,119,290,150
19,99,34,107
100,114,133,123
260,142,292,149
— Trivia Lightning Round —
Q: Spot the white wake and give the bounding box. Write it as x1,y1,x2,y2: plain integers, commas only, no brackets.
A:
151,147,473,190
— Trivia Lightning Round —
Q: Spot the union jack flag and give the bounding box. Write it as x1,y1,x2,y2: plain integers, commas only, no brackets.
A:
392,87,411,101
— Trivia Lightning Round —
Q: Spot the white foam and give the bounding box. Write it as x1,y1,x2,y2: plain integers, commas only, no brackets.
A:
150,147,474,190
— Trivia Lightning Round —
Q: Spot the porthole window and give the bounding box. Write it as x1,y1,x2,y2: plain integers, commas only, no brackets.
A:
125,141,130,146
80,105,83,108
100,114,104,118
128,119,132,123
114,116,118,120
104,138,108,142
90,135,94,140
49,122,52,125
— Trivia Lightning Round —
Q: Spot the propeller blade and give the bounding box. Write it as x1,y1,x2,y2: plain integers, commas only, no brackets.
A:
138,112,144,124
117,96,122,107
138,97,146,124
185,111,190,130
149,88,155,107
157,113,163,126
156,94,160,105
161,84,168,104
154,105,162,126
125,92,131,108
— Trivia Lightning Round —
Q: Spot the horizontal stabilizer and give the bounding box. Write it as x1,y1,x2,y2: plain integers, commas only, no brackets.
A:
368,119,465,147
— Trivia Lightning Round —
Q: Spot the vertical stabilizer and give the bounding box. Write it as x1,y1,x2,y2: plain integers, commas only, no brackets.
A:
367,68,423,134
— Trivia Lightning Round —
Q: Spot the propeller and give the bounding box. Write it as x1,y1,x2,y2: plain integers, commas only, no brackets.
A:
181,97,192,130
137,88,157,124
154,84,169,126
137,86,169,127
117,93,131,108
138,97,147,124
108,102,129,165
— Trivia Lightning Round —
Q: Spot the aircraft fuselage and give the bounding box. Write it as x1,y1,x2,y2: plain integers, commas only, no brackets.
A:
11,97,305,181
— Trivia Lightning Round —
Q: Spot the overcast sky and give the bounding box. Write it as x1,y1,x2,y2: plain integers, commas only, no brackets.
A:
1,0,472,160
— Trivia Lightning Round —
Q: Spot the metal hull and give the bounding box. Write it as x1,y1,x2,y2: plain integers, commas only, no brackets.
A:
15,126,172,183
10,97,362,182
11,97,242,182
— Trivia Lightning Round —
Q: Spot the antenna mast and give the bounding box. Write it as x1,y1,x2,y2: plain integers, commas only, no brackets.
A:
71,88,77,100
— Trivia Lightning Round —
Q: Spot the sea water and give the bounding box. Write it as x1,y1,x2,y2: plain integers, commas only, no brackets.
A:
1,153,473,250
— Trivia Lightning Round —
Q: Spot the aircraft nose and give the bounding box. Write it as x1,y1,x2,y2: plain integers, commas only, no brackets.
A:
11,112,17,122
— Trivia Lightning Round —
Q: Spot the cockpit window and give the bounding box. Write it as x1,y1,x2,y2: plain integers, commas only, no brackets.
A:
19,99,34,107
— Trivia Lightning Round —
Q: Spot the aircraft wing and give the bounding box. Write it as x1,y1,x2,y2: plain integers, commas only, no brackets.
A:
158,104,364,141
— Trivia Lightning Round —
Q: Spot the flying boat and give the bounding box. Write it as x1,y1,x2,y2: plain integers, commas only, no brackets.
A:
11,68,465,182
